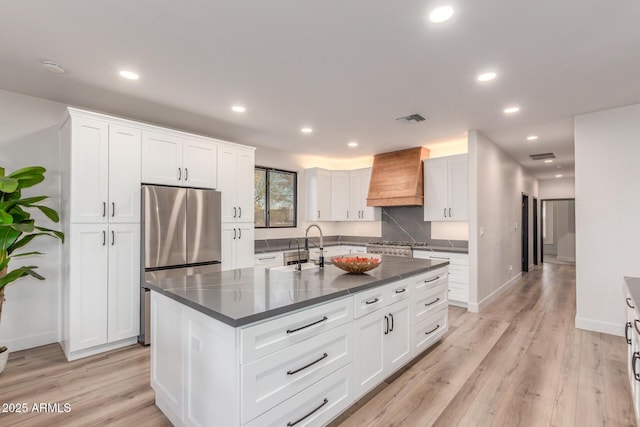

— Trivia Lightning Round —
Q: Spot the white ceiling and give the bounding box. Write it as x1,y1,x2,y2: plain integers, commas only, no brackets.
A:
2,1,640,180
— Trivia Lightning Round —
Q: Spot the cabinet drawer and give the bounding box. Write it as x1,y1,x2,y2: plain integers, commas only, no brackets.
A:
388,278,412,304
412,267,448,294
413,283,448,324
414,308,448,355
244,364,353,427
448,267,468,283
241,324,352,423
254,252,284,267
353,286,389,318
427,252,468,266
241,297,352,364
448,282,469,302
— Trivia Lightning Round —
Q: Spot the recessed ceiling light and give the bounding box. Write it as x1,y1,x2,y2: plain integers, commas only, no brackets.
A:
42,60,65,74
231,106,246,113
477,72,497,82
429,6,454,23
526,135,538,141
555,174,563,178
503,106,520,114
348,141,358,148
119,70,139,80
544,159,553,163
301,127,313,134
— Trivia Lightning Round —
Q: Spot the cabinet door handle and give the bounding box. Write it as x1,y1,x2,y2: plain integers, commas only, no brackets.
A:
425,297,441,307
425,324,440,335
317,210,320,219
185,168,188,181
384,315,389,335
286,352,328,376
395,288,406,294
286,316,328,334
233,207,237,218
178,167,182,181
635,319,640,336
365,297,379,305
111,202,115,217
233,228,236,240
627,298,635,309
238,206,242,218
444,208,447,218
389,313,394,332
424,276,441,283
633,352,640,381
102,202,106,217
449,208,452,217
346,210,349,219
238,227,242,239
627,322,634,344
286,398,328,427
102,230,106,246
111,230,115,246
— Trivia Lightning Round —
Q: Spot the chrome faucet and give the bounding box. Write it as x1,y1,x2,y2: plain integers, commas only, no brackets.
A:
288,239,302,272
304,224,324,268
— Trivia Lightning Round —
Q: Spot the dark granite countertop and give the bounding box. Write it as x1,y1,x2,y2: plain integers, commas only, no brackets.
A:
146,256,449,327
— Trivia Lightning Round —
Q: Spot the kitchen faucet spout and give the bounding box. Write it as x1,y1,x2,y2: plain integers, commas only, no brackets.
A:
305,224,324,268
288,239,302,271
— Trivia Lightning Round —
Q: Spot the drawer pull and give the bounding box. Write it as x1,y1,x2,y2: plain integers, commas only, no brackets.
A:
633,352,640,381
389,313,394,332
626,322,633,345
258,256,276,261
384,315,389,335
395,288,407,294
365,297,380,305
425,324,440,335
635,319,640,336
425,297,441,307
286,316,328,334
286,352,328,376
628,298,636,309
431,256,450,260
424,276,440,284
287,398,329,426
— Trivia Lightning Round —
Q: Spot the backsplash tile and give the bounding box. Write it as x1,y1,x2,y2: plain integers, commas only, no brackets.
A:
382,206,468,248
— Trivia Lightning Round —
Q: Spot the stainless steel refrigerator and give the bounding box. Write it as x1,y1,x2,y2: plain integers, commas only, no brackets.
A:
139,185,222,344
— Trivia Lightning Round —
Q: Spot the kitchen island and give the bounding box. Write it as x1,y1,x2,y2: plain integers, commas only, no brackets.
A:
146,256,449,427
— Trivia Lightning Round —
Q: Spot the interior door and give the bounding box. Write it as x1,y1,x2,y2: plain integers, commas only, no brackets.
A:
522,194,529,273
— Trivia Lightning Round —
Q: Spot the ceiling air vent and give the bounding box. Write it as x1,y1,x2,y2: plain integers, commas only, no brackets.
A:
396,113,427,123
529,152,556,161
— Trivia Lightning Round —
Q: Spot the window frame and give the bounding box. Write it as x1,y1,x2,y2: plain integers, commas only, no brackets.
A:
254,166,298,229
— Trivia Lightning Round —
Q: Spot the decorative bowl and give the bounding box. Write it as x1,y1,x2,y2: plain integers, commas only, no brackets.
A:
331,255,382,274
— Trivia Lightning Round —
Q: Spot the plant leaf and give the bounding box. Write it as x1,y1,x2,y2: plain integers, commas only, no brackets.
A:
0,223,34,233
34,226,65,243
0,266,44,289
15,175,45,189
0,210,13,224
6,166,46,179
35,205,60,222
12,251,44,257
18,196,48,205
0,177,19,193
7,233,36,254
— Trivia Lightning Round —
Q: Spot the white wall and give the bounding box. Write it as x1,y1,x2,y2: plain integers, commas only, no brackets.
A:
468,131,538,312
0,89,67,351
574,103,640,336
539,177,575,199
253,146,381,240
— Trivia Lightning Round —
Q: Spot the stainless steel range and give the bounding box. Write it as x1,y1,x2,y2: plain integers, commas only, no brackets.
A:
366,241,415,257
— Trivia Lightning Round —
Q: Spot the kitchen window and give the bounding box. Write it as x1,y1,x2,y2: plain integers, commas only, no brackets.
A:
255,167,297,228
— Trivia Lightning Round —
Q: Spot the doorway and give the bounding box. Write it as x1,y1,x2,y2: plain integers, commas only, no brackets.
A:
522,194,529,273
533,197,538,265
541,199,576,265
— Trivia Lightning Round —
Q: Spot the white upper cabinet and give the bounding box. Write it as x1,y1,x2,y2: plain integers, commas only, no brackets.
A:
69,117,141,224
349,168,379,221
331,171,350,221
305,168,332,221
218,144,255,223
142,131,217,189
424,154,468,221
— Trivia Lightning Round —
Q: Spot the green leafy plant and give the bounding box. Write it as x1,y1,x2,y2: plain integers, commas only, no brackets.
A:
0,166,64,322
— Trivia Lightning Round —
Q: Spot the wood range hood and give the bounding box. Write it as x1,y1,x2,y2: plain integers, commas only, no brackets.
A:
367,147,430,207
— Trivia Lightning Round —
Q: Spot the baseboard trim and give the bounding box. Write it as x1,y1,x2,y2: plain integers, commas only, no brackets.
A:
2,331,58,352
65,337,138,361
468,272,522,313
575,317,623,337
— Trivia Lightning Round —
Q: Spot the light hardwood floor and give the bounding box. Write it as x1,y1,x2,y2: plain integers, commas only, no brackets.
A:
0,264,634,426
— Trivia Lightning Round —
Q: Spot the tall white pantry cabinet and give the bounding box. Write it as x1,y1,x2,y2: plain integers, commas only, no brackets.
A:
59,109,142,361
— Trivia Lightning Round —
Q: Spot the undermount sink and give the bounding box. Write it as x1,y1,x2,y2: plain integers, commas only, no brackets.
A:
268,262,317,272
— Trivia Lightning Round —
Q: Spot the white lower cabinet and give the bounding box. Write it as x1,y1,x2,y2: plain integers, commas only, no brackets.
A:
253,252,284,272
414,250,468,306
222,223,255,270
65,223,140,360
151,269,449,427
